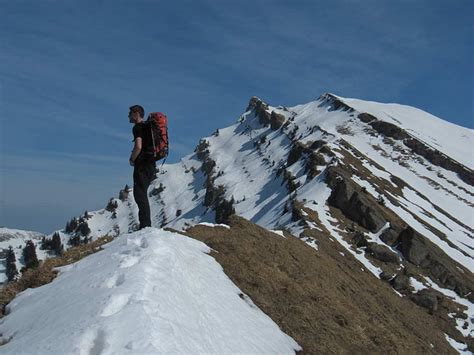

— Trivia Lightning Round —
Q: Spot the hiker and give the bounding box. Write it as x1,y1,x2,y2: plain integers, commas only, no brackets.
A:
128,104,156,230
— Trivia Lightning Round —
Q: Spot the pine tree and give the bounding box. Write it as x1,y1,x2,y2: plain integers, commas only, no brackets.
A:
65,217,78,233
22,240,39,269
78,221,91,237
6,246,18,281
69,234,81,247
40,236,49,250
51,232,63,255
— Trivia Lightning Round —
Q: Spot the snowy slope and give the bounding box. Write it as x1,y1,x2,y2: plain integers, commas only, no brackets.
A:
0,228,44,243
0,228,45,283
0,228,300,354
337,95,473,168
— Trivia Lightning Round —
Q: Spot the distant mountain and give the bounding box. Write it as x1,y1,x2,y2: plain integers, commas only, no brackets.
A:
1,93,472,353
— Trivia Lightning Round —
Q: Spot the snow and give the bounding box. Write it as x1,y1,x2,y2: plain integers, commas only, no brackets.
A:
409,277,427,293
336,95,474,169
270,230,287,238
197,222,231,229
0,228,300,354
444,334,471,355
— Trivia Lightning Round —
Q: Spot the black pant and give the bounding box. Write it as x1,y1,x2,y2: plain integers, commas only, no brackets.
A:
133,162,156,229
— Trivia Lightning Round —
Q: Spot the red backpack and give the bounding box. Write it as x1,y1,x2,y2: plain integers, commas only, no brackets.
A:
146,112,169,161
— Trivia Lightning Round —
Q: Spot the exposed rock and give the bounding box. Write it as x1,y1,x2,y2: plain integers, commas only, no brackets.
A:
310,140,327,150
319,145,335,157
287,176,300,193
366,243,400,263
352,231,369,248
397,227,430,267
357,113,377,123
246,96,263,111
379,228,402,246
369,121,409,140
392,274,410,291
291,200,306,223
396,226,474,301
380,271,396,282
326,169,386,232
247,97,271,126
410,289,439,313
390,175,407,189
306,152,326,179
270,111,286,130
287,142,306,166
319,93,355,113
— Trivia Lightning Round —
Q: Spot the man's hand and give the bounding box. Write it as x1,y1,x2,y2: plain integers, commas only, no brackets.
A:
129,158,135,167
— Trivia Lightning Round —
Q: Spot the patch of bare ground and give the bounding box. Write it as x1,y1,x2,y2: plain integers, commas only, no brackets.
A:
184,215,456,354
0,236,114,318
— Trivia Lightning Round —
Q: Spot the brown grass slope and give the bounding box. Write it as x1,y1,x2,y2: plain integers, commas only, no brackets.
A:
184,215,455,354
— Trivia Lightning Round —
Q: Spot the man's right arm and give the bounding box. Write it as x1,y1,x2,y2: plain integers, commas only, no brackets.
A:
130,138,142,165
130,125,142,166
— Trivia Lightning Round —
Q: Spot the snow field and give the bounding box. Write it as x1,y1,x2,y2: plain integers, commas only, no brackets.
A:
0,228,300,354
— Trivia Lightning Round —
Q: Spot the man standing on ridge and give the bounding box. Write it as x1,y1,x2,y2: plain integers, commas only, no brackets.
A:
128,104,156,230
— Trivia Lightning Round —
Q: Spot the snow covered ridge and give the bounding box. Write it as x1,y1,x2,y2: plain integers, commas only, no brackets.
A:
0,227,44,242
0,228,300,354
334,94,474,169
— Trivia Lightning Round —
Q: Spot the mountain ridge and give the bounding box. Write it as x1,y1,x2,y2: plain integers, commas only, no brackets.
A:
1,93,473,353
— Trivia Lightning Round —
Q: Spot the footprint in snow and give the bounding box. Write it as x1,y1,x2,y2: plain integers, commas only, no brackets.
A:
79,328,107,355
119,255,141,268
138,237,149,249
103,273,125,289
100,294,130,317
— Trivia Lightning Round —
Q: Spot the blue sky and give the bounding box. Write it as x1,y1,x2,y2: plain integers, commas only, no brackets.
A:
0,0,472,234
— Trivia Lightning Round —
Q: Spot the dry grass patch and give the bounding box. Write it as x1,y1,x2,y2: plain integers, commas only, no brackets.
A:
184,215,455,354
